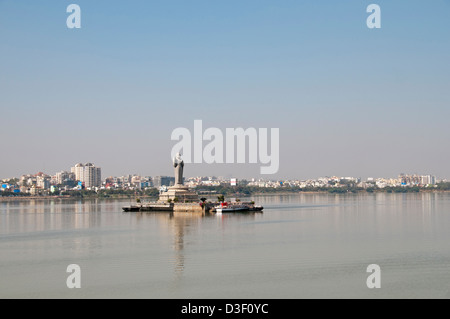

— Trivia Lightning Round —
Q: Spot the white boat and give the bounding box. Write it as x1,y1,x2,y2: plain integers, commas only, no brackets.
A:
215,203,250,214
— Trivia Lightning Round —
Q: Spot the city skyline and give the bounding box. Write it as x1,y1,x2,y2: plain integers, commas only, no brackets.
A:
2,165,444,197
0,160,447,183
1,1,450,180
1,161,442,186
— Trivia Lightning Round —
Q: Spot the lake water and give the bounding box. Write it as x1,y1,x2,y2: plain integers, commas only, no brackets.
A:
1,193,450,299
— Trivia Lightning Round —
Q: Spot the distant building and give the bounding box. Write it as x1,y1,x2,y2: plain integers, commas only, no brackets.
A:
36,176,50,190
71,163,84,182
153,176,175,188
399,174,436,186
71,163,102,188
421,175,436,186
55,171,76,185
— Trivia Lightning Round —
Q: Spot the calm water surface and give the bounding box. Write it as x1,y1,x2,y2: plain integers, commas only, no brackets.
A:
1,193,450,299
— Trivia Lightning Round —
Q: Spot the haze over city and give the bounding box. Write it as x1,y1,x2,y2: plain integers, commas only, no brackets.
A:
1,1,449,180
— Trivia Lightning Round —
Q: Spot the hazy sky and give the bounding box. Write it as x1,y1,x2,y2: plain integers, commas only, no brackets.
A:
1,0,449,180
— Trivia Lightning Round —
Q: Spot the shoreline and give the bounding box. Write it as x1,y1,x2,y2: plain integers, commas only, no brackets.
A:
2,190,450,202
251,190,450,196
0,195,158,202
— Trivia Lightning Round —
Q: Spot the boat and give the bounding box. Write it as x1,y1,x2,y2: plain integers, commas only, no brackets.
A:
248,205,264,212
122,206,141,212
122,203,173,212
215,202,263,214
215,205,249,213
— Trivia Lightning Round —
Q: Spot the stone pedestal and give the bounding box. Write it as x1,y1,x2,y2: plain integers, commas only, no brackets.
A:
159,185,199,203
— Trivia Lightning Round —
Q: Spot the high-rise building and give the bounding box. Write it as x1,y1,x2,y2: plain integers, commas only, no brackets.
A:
421,175,436,186
71,163,84,181
71,163,102,188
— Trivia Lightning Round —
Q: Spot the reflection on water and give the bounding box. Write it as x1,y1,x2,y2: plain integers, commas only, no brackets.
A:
130,210,262,283
1,199,104,233
170,212,205,282
1,193,450,298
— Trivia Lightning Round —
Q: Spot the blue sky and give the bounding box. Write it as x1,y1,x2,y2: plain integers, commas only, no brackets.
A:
1,1,449,180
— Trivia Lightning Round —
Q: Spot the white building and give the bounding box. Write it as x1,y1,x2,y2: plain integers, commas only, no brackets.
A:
36,176,50,189
421,175,436,186
55,171,75,185
71,163,102,188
